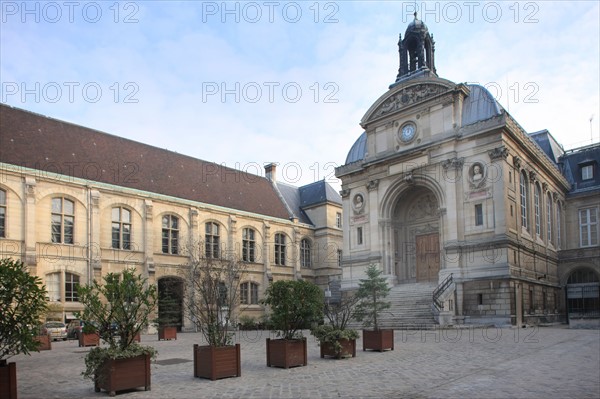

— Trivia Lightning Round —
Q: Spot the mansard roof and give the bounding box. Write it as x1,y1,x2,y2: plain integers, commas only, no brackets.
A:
559,143,600,196
528,129,565,164
0,104,293,220
275,180,342,225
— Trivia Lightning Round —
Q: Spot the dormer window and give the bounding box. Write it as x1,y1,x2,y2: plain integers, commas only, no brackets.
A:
582,164,593,180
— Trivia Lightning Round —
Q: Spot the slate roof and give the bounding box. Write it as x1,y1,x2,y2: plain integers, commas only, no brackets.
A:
298,180,342,208
0,104,292,220
558,143,600,195
343,84,503,166
275,180,342,225
529,129,565,164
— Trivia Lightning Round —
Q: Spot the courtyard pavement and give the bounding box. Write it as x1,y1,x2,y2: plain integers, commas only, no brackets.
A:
10,325,600,399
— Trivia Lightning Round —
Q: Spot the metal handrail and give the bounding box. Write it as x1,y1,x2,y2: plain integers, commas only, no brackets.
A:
432,273,453,311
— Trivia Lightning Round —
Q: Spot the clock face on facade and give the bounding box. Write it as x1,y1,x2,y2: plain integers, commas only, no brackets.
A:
399,122,417,143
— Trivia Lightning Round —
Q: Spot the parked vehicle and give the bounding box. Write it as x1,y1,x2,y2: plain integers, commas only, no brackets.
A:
44,321,68,341
67,320,102,340
67,320,82,339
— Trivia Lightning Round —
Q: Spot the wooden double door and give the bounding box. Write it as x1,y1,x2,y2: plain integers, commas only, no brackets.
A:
415,233,440,283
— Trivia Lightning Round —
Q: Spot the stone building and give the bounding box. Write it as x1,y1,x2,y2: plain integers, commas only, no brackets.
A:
0,103,343,329
336,15,599,327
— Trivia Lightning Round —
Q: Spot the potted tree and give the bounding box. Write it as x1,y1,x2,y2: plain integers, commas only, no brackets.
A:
0,258,48,399
155,280,180,341
353,264,394,352
311,292,360,359
262,279,323,368
181,250,245,381
77,269,157,396
32,324,51,351
78,322,100,347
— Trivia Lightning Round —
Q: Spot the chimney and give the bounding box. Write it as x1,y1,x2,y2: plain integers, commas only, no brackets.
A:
264,163,277,183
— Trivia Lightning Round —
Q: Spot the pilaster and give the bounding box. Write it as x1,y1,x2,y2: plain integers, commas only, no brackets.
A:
23,177,37,268
144,199,154,274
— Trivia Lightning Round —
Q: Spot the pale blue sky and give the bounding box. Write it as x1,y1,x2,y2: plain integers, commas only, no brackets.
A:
2,1,599,188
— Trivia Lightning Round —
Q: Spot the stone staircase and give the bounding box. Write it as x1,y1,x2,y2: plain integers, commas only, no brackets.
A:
348,283,438,330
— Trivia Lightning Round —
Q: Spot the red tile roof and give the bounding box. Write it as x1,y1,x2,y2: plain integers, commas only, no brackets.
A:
0,104,292,220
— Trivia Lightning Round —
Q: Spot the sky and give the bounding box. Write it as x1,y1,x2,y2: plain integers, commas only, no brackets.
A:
1,1,599,190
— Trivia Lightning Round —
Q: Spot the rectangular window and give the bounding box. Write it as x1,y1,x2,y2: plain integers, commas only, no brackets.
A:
112,207,131,250
557,205,562,248
274,233,286,265
0,189,5,238
250,283,258,305
52,198,74,244
579,208,599,247
546,195,552,244
357,227,363,245
240,283,248,305
242,228,256,262
205,222,220,258
520,173,528,230
65,273,79,302
477,293,483,305
475,204,483,226
337,250,342,267
336,212,342,228
534,186,541,237
46,273,61,302
582,165,593,180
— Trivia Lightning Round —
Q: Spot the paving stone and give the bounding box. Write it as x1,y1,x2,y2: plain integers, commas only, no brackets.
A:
9,326,600,398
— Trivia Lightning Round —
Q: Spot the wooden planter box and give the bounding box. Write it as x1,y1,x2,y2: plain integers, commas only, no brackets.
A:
94,353,151,397
79,332,100,347
320,338,357,359
34,334,52,350
266,338,307,368
193,344,241,380
0,361,17,399
158,326,177,341
362,329,394,352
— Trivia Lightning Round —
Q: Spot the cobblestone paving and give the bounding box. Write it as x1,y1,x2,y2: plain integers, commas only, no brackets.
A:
10,326,600,398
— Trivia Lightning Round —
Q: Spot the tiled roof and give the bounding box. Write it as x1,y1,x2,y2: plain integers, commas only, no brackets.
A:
0,104,292,220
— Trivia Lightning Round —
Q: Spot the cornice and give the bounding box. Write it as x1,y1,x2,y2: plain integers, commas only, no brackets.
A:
504,115,570,191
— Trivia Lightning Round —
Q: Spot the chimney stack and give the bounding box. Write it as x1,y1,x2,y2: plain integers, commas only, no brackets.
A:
264,163,277,183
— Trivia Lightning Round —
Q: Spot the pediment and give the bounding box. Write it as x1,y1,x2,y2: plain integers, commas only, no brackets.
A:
361,79,456,127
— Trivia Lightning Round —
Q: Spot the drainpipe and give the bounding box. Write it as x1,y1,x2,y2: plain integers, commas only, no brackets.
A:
87,186,92,285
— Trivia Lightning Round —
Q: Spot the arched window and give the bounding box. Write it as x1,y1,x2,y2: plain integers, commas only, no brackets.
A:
274,233,286,266
534,183,541,237
519,172,529,230
300,239,311,268
546,193,553,244
162,215,179,254
240,282,259,305
112,207,131,249
0,189,6,238
205,222,220,258
52,197,74,244
242,228,256,262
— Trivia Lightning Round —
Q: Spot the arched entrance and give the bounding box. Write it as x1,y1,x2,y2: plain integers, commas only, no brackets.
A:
566,268,600,320
392,187,441,283
157,277,184,331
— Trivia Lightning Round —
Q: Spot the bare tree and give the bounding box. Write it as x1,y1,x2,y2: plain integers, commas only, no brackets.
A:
179,240,246,347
